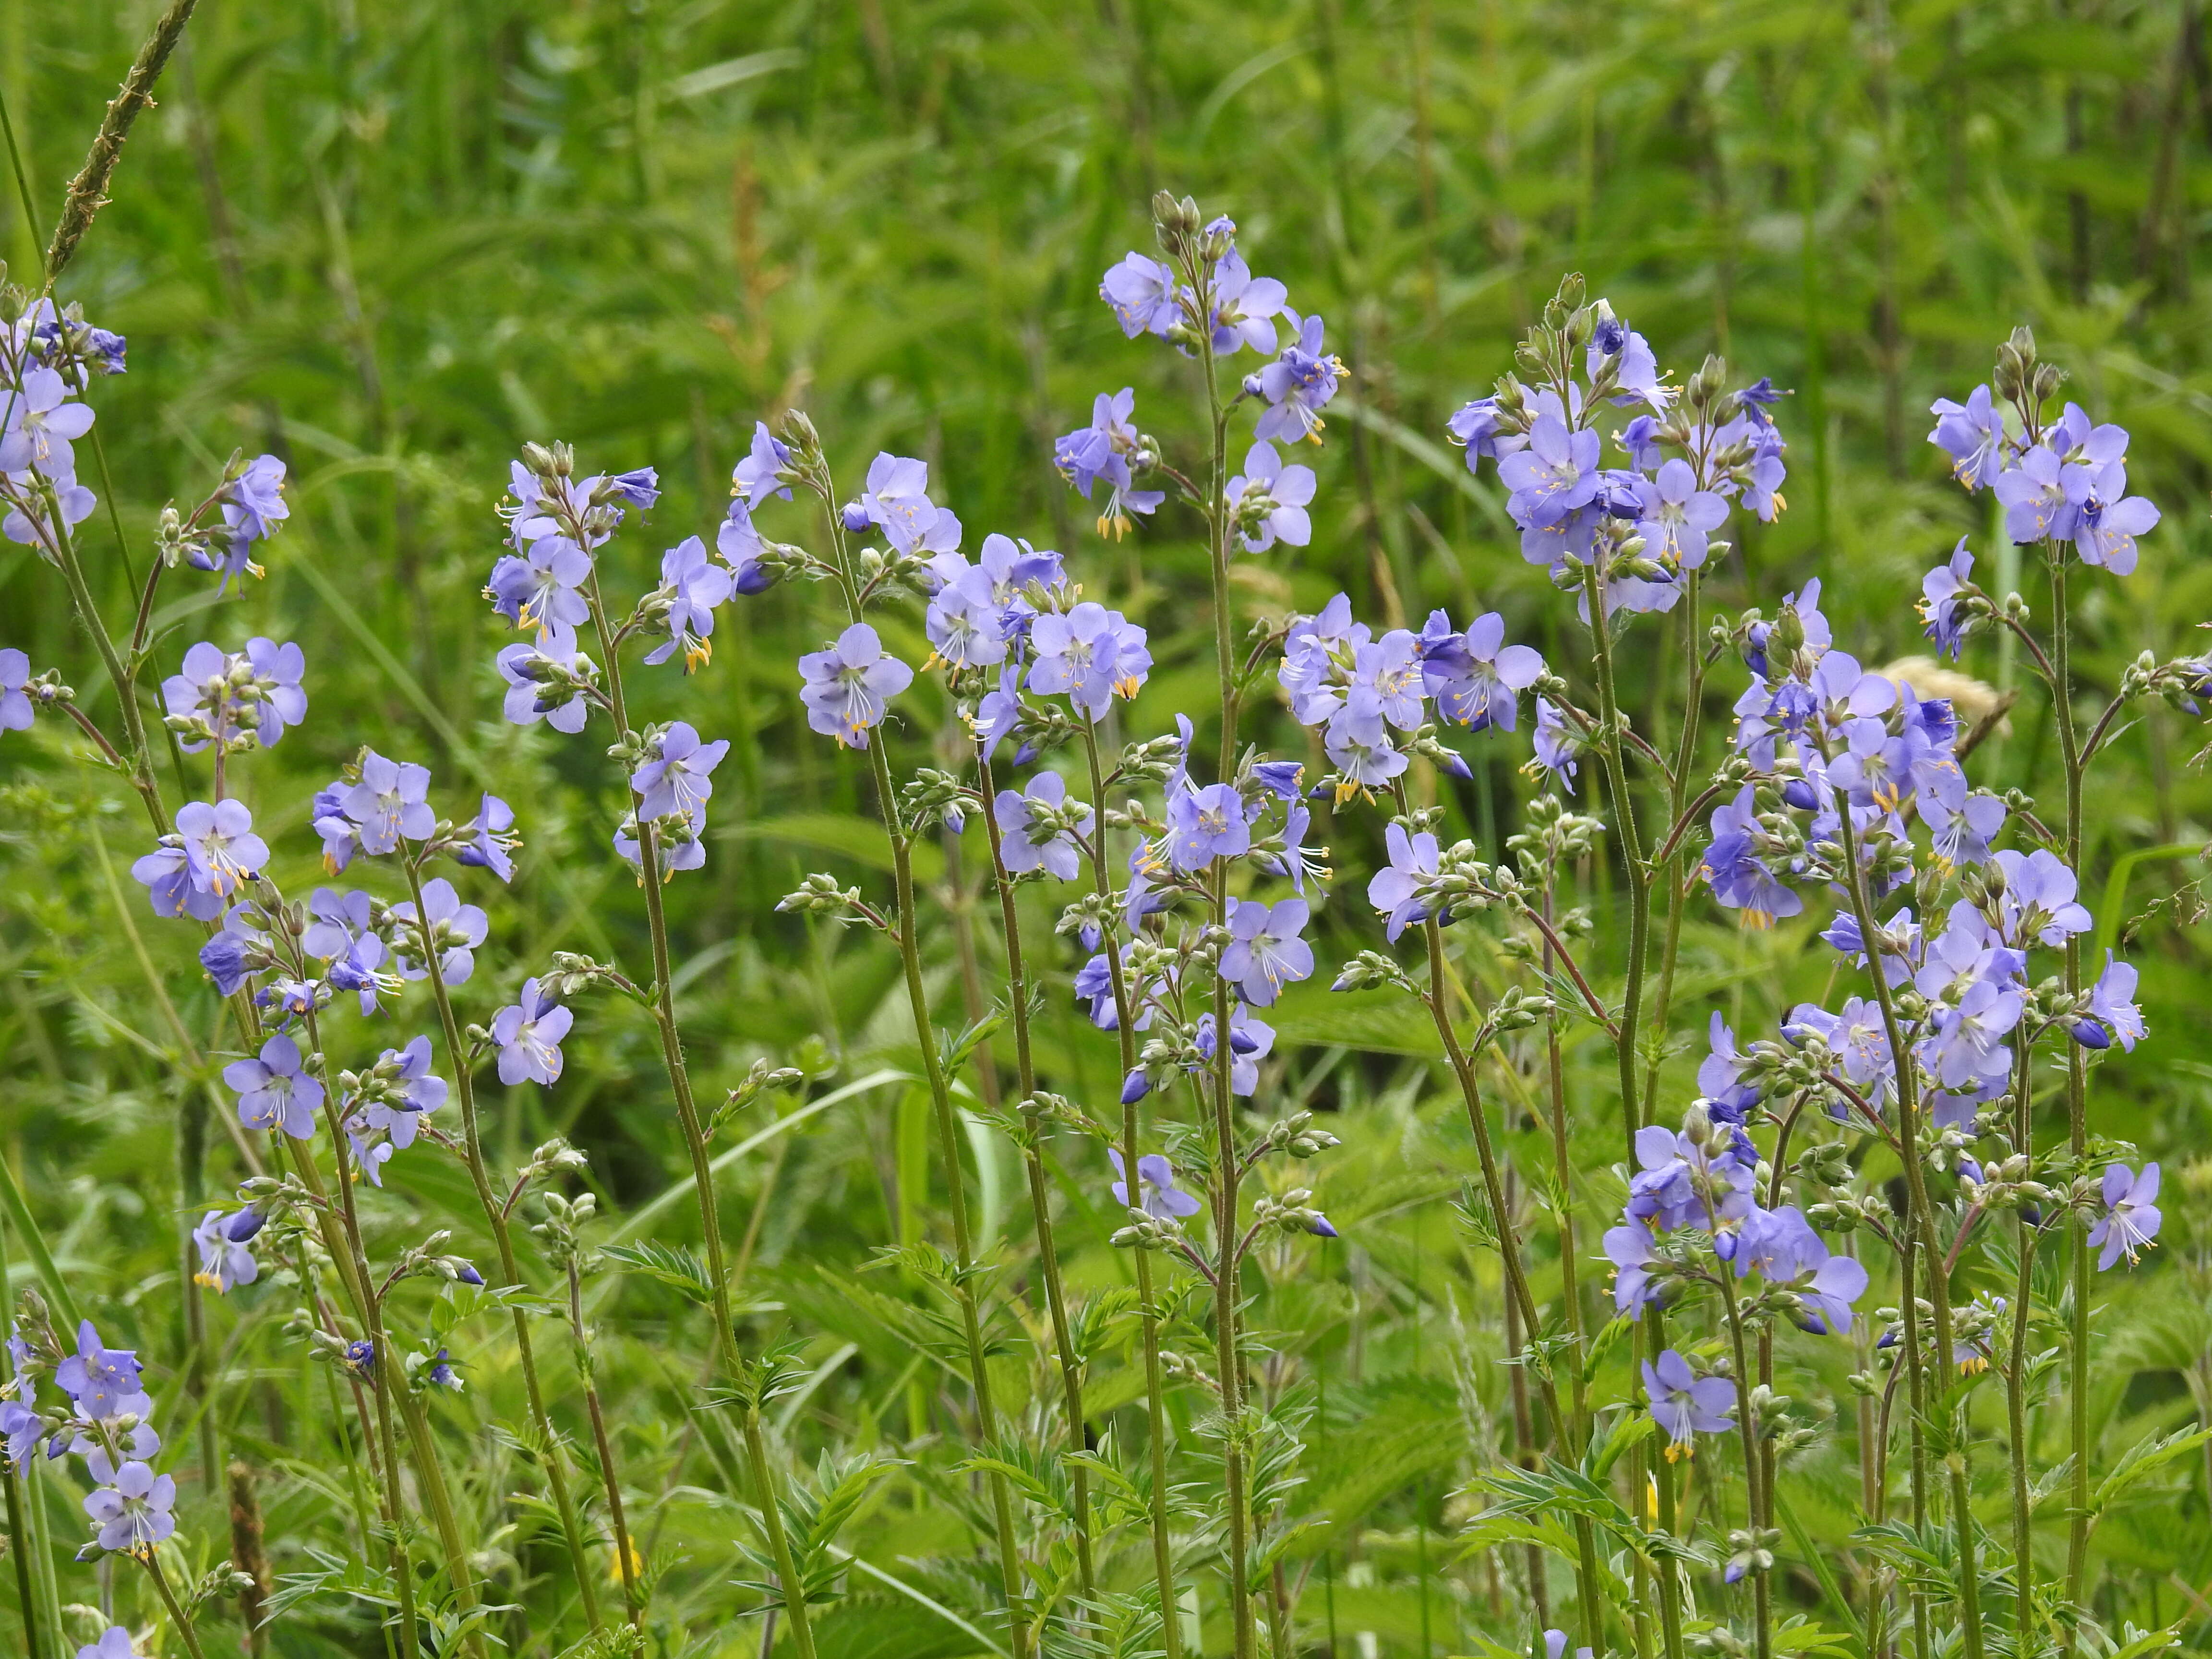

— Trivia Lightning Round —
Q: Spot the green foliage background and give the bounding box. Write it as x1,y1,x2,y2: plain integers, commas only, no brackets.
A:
3,0,2212,1653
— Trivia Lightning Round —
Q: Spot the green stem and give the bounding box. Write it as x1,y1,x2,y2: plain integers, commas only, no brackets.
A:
583,572,817,1659
2052,562,2092,1646
47,514,165,835
565,1260,645,1623
1078,722,1184,1659
1716,1266,1773,1659
144,1551,209,1659
397,856,604,1633
2008,1045,2038,1644
975,753,1097,1602
809,487,1028,1659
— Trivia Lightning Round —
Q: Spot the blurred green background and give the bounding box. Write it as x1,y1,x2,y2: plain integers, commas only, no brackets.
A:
5,0,2212,1653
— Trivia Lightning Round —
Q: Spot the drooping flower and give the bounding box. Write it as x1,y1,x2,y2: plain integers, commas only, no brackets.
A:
1919,539,1978,660
213,454,290,585
496,639,598,734
493,978,573,1086
1527,697,1582,793
2073,951,2146,1051
1605,1217,1666,1317
2088,1163,2161,1269
731,421,793,505
1100,253,1182,339
644,535,734,670
1055,388,1166,536
454,793,520,883
1218,897,1314,1007
1927,385,2006,491
856,453,961,556
1642,1349,1735,1457
302,888,391,1014
798,624,914,748
191,1210,259,1294
1108,1149,1204,1223
1225,441,1316,553
224,1033,325,1139
1367,822,1441,941
1250,311,1341,444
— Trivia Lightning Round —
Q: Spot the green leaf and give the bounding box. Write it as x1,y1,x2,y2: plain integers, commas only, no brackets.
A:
598,1241,715,1305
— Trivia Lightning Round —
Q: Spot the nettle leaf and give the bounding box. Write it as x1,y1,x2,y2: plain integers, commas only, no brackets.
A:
598,1241,715,1304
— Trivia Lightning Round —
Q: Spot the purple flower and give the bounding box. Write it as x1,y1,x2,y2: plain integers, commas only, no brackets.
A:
1160,781,1252,873
493,978,573,1086
455,793,520,883
342,751,435,855
83,1454,176,1553
1109,1149,1204,1223
2074,951,2145,1052
1919,538,1977,659
192,1209,259,1293
302,888,390,1014
1989,848,2093,946
1798,1253,1871,1335
1367,822,1441,940
487,535,592,648
1643,1349,1735,1455
2088,1163,2161,1270
1226,442,1316,553
1219,897,1314,1007
390,877,488,985
732,421,793,505
1250,310,1341,444
1446,397,1503,466
2068,460,2159,575
719,497,773,594
1419,610,1543,732
0,365,94,477
1994,446,2074,544
1498,414,1601,529
1927,385,2006,491
926,565,1012,670
1347,630,1426,732
995,771,1092,881
645,535,734,670
225,1033,324,1139
1545,1632,1595,1659
1208,248,1288,355
634,721,731,821
1279,593,1371,727
198,902,270,996
1784,997,1896,1106
1322,705,1408,803
1605,1217,1664,1317
1915,978,2023,1092
1055,388,1165,536
174,799,268,900
799,624,914,749
1529,698,1581,793
1588,305,1669,409
1027,602,1151,720
1702,788,1801,927
1100,253,1182,339
76,1628,142,1659
1635,459,1728,569
0,647,33,730
1195,1004,1275,1095
221,455,290,566
54,1322,141,1420
497,639,597,734
857,454,961,555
